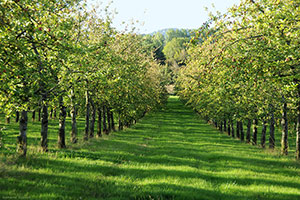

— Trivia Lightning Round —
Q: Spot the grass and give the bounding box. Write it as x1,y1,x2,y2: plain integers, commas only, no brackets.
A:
0,96,300,200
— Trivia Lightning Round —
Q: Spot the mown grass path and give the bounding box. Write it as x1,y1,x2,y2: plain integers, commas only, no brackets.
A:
1,96,300,199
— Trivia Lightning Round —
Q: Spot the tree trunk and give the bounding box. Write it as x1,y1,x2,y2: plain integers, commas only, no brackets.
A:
50,108,53,119
236,121,240,138
16,111,20,123
38,107,41,122
240,121,244,142
261,120,267,148
70,88,77,143
6,117,10,124
103,105,108,134
246,119,251,143
227,120,231,136
224,120,227,132
32,110,36,122
89,98,95,138
17,110,27,156
84,90,90,141
269,106,275,149
281,96,289,155
54,109,57,119
296,83,300,160
41,98,48,152
252,119,258,145
119,111,123,131
58,96,66,149
97,107,102,137
111,109,116,132
220,121,223,132
107,107,111,134
231,121,235,138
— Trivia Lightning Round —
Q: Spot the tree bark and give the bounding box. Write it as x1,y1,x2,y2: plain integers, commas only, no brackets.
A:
70,88,77,143
261,120,267,148
107,107,112,134
32,110,36,122
240,121,244,142
296,83,300,160
224,120,226,132
16,111,20,123
252,119,258,145
103,105,108,134
41,97,48,152
227,120,231,136
236,121,240,138
119,111,123,131
17,110,27,156
111,109,116,132
89,98,96,138
84,90,90,141
38,107,41,122
246,119,251,143
281,96,289,155
97,107,102,137
269,105,275,149
231,121,235,138
50,108,53,119
58,96,66,149
220,121,223,132
6,117,10,124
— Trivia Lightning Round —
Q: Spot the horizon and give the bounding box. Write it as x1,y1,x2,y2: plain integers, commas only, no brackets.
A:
88,0,241,34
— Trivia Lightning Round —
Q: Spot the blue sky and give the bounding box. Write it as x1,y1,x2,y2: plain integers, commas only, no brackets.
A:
88,0,241,34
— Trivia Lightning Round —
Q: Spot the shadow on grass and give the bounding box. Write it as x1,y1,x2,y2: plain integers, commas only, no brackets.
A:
1,96,300,199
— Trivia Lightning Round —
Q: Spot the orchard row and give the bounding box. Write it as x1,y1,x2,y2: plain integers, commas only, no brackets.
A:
0,0,167,156
176,0,300,159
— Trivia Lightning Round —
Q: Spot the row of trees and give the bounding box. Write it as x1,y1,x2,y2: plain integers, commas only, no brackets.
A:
0,0,167,156
176,0,300,159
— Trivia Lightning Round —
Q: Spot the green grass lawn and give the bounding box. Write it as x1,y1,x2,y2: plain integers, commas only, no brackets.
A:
1,96,300,200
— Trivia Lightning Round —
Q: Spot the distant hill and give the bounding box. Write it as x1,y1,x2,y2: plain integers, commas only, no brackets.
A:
149,28,194,36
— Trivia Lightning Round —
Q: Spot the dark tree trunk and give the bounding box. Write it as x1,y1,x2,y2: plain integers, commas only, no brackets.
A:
111,110,116,131
227,121,231,136
32,110,36,122
252,119,258,145
84,90,90,141
296,83,300,160
269,106,275,149
6,117,10,124
17,110,27,156
119,112,123,131
236,121,240,138
261,120,267,148
103,105,108,134
54,109,57,119
41,98,48,152
58,96,66,149
89,98,95,138
281,96,289,155
97,107,102,137
107,107,111,134
246,119,251,143
50,108,53,119
70,89,77,143
240,121,244,142
16,111,20,123
38,107,41,122
224,120,226,132
220,121,223,132
231,121,235,138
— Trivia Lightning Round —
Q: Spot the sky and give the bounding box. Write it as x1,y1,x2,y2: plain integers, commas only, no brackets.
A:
88,0,241,34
